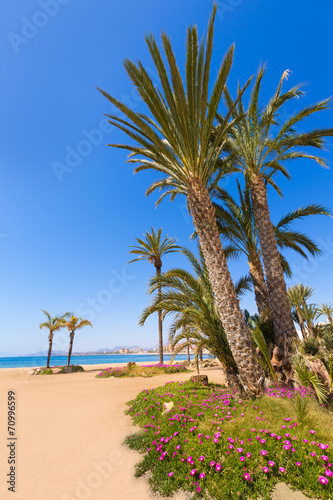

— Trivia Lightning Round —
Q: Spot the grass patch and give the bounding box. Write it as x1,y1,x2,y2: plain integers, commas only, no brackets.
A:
124,380,333,499
96,363,189,378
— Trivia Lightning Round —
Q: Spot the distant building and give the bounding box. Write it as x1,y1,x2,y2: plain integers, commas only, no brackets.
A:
119,348,129,354
131,347,142,353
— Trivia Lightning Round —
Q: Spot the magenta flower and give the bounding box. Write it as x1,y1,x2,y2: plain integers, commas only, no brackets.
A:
228,444,234,450
215,463,222,471
296,462,301,467
319,476,328,485
236,448,243,453
310,452,316,457
199,472,205,479
199,456,205,462
246,453,251,458
260,450,267,456
168,472,173,477
196,487,201,493
279,467,285,473
190,469,196,476
310,430,316,435
210,461,215,467
268,461,275,467
239,456,245,462
243,473,250,480
262,467,269,473
321,456,329,461
260,439,266,444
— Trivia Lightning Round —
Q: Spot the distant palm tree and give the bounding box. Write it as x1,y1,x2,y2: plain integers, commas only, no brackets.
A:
319,303,333,323
139,247,252,390
300,304,320,337
39,310,71,368
288,284,315,338
129,227,180,364
64,316,92,366
221,66,333,351
214,181,329,317
99,6,265,394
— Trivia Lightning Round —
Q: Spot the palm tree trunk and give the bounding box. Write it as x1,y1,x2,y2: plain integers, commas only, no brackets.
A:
187,181,265,395
156,266,163,365
250,174,297,350
248,258,271,316
199,349,203,362
296,307,307,339
67,332,74,366
47,334,53,368
187,340,190,362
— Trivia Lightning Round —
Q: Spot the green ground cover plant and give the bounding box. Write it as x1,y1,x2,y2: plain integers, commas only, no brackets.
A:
96,363,188,378
124,380,333,499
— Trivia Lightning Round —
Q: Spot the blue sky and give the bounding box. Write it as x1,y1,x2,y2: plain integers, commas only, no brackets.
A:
0,0,332,355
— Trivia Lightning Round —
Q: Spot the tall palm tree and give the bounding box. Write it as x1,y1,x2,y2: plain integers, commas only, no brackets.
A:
39,310,71,368
221,66,333,351
300,303,320,338
288,284,315,338
214,181,329,317
129,227,180,363
64,316,92,366
139,247,252,390
319,303,333,323
98,6,265,394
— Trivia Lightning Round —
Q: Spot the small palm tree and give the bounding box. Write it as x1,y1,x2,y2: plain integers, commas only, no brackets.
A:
99,6,265,394
222,66,333,351
139,246,252,391
319,303,333,323
300,304,320,338
64,316,92,366
39,310,71,368
288,284,314,338
129,227,180,364
214,181,329,317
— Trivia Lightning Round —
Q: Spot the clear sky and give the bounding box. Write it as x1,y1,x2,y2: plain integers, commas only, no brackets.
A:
1,0,332,355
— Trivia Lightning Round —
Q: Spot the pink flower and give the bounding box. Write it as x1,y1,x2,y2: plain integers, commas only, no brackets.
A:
243,473,250,480
168,472,173,477
319,476,328,485
260,450,267,456
321,456,329,462
228,444,234,450
260,439,266,444
279,467,285,473
262,467,269,473
196,487,201,493
210,461,215,467
199,472,205,479
215,463,222,471
296,462,301,467
190,469,196,476
239,456,245,462
310,430,316,435
199,456,205,461
236,448,243,453
310,452,316,457
268,461,275,467
246,453,251,458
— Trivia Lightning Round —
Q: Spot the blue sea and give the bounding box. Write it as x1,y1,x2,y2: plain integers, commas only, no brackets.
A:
0,353,206,369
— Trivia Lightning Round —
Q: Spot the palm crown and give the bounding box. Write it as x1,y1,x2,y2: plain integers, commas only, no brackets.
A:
129,227,180,269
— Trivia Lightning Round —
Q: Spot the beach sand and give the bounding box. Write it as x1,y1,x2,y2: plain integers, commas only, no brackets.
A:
0,361,225,500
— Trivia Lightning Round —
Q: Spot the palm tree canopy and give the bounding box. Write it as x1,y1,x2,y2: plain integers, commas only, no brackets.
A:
39,310,72,333
65,316,92,333
98,5,251,197
129,227,180,268
288,284,314,307
221,65,333,187
214,182,330,276
319,303,333,321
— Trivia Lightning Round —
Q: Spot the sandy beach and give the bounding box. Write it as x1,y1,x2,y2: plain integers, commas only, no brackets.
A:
0,362,224,500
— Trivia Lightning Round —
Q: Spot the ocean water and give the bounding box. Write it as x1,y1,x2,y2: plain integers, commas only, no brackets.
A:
0,353,207,369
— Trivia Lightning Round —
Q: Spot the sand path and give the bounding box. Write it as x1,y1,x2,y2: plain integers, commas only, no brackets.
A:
0,363,224,500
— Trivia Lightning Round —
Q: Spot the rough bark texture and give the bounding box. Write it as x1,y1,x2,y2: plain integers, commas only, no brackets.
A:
47,334,53,368
250,174,297,349
187,180,265,395
187,341,190,362
156,266,163,365
67,332,74,366
248,259,271,316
